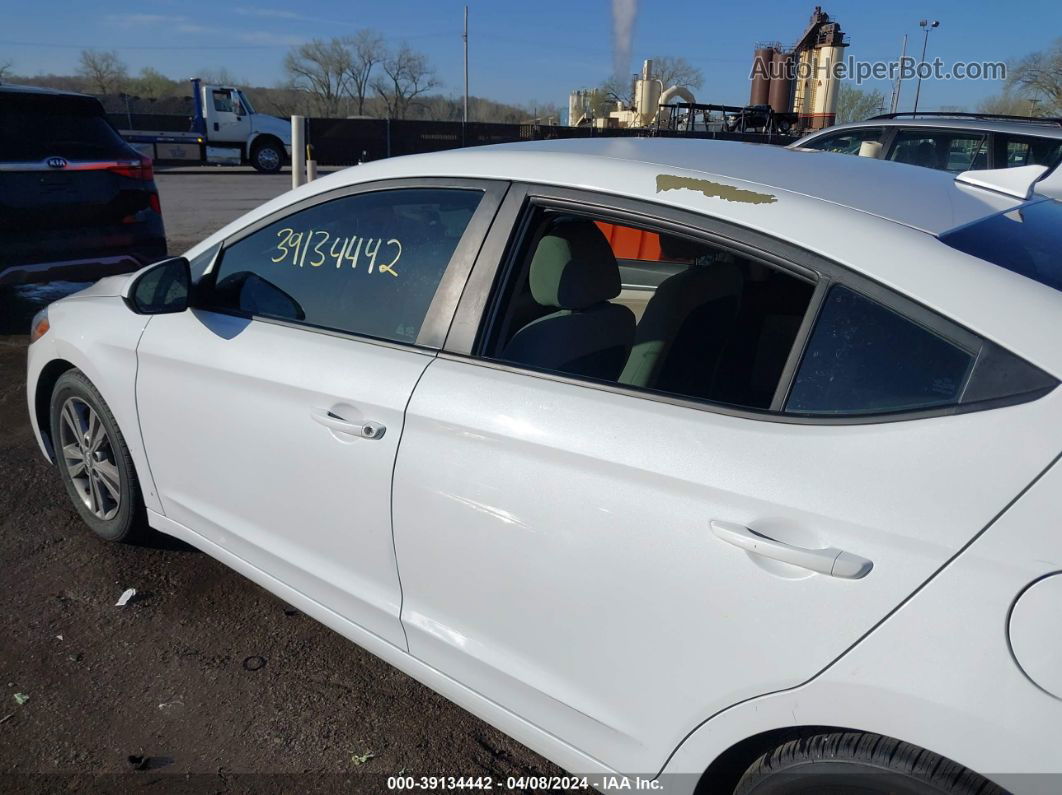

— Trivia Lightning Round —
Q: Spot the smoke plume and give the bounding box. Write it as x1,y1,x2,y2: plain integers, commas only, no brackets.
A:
611,0,638,80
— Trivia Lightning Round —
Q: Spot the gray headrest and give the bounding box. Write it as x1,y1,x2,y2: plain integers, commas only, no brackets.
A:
529,220,620,309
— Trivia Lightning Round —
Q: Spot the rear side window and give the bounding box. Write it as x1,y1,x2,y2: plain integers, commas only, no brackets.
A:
0,93,128,161
786,286,974,415
940,200,1061,293
482,208,814,411
209,188,483,344
888,130,987,172
802,127,883,155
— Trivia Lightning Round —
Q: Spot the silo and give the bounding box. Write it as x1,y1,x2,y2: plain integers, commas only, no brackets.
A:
768,50,793,113
750,47,774,106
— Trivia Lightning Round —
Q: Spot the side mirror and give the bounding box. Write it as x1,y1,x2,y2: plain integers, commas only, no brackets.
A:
125,257,191,314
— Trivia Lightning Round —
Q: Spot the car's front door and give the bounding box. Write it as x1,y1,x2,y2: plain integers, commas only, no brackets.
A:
136,180,503,647
391,186,1062,771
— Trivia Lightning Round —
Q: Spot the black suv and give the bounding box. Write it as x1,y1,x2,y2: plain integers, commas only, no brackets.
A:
0,84,166,286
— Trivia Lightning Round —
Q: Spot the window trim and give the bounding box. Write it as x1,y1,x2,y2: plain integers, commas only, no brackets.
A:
196,177,509,351
443,182,1047,425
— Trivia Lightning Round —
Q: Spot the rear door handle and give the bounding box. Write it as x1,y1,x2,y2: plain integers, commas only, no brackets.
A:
310,409,386,440
710,520,872,579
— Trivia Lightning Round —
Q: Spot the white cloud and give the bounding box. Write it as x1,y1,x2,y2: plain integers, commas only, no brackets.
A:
236,31,307,46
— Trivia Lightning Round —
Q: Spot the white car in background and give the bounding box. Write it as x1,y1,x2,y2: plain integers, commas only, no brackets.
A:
26,139,1062,794
792,111,1062,174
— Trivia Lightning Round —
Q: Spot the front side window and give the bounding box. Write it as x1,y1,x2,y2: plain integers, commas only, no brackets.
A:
802,127,883,155
786,285,974,415
212,90,234,113
209,188,483,344
888,130,987,172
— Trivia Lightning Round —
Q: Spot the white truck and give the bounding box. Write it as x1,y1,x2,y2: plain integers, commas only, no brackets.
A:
122,79,293,173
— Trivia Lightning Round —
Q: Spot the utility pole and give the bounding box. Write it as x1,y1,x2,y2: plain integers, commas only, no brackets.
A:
463,5,469,123
912,19,939,115
888,33,907,114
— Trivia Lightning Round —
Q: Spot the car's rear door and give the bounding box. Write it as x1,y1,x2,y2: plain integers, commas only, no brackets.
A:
136,179,505,648
391,185,1062,771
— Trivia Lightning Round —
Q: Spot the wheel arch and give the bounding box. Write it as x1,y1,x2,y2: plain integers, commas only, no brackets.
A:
249,132,287,158
693,724,854,794
34,358,77,460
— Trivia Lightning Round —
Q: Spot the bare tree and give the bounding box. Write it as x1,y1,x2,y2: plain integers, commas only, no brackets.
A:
979,92,1047,117
1006,39,1062,114
346,30,386,116
77,50,128,95
197,67,245,86
601,54,704,106
284,38,354,116
372,44,439,119
0,59,14,81
835,83,884,124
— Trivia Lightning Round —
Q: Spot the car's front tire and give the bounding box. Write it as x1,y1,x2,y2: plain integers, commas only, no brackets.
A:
49,369,147,543
734,732,1005,794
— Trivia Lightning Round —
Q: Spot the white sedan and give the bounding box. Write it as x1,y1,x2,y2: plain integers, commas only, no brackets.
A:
26,139,1062,794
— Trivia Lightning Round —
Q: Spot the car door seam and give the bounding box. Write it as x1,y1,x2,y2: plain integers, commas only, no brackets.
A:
389,353,440,654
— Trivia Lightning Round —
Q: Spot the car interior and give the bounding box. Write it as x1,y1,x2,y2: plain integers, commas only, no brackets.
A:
488,210,816,410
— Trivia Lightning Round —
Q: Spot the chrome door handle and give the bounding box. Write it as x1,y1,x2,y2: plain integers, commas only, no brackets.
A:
710,520,872,579
311,409,386,440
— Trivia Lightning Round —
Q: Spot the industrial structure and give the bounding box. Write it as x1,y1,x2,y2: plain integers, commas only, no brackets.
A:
569,59,695,130
568,6,847,135
750,6,848,131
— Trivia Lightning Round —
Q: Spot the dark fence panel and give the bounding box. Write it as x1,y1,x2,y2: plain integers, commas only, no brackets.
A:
306,118,797,166
306,118,389,164
108,113,191,132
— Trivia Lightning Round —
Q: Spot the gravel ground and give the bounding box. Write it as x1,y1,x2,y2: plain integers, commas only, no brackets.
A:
0,173,565,792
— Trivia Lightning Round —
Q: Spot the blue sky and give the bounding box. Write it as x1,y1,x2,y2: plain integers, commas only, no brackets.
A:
3,0,1059,113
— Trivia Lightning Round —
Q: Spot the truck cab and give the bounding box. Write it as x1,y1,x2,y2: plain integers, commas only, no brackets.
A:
194,80,292,173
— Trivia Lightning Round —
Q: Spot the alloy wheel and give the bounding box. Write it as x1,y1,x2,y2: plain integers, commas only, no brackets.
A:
58,397,121,520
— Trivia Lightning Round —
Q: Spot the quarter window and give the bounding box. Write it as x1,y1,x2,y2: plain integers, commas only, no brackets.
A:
209,189,483,344
786,285,974,415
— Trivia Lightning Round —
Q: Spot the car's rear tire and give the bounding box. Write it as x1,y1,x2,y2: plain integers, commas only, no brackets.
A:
250,137,284,174
734,732,1006,795
49,369,148,543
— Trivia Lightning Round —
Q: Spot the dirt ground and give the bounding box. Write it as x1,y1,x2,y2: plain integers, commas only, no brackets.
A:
0,174,565,793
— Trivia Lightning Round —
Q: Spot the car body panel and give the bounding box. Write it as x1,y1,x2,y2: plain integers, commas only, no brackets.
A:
392,357,1062,773
661,453,1062,795
25,295,163,513
134,312,430,648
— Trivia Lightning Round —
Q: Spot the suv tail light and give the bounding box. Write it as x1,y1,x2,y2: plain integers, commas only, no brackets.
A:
107,157,154,181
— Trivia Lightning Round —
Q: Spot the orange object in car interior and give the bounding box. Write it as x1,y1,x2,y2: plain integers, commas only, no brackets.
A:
595,221,663,261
